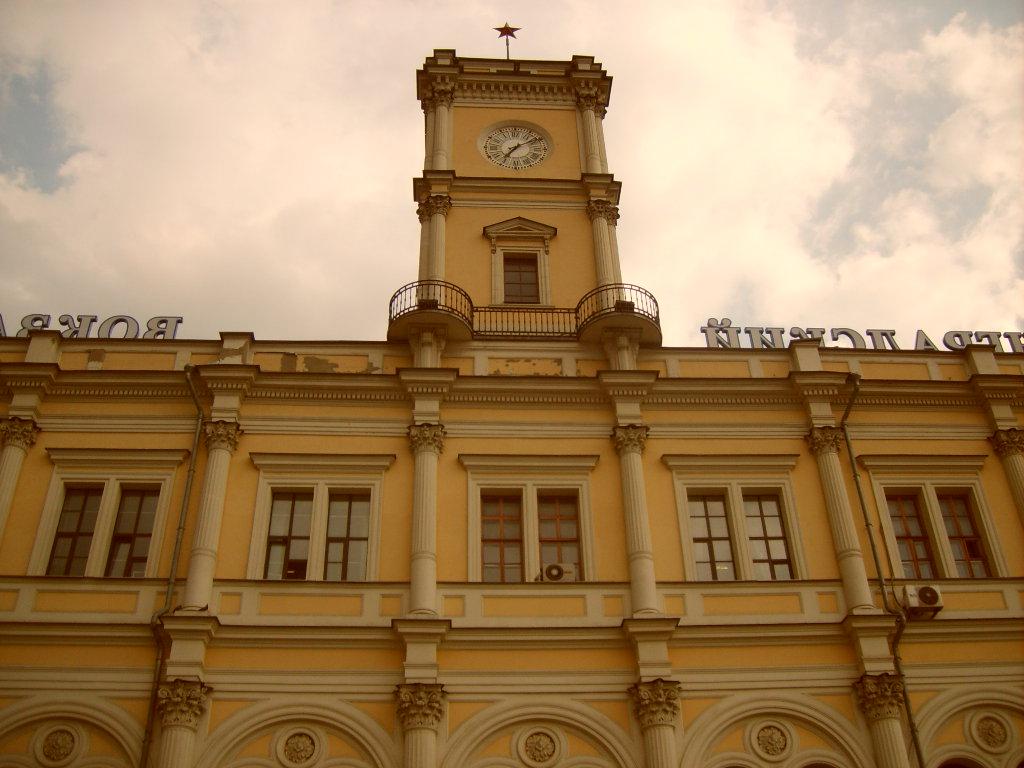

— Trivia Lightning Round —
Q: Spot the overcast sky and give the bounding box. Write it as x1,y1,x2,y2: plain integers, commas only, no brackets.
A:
0,1,1021,348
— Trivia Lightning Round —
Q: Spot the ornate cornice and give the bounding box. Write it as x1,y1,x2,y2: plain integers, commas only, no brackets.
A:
807,426,844,456
585,199,619,223
396,683,446,729
157,679,211,728
0,417,39,450
408,423,446,454
612,424,649,454
853,673,904,723
204,420,242,452
423,194,452,218
629,678,680,728
991,428,1024,457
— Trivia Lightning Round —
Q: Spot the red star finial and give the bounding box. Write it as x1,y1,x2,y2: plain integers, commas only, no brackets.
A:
494,22,520,59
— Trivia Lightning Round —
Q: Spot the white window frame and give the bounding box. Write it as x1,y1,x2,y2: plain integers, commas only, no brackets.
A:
29,448,187,577
859,455,1006,579
662,454,805,581
493,247,550,305
482,217,557,306
246,453,395,582
460,454,598,582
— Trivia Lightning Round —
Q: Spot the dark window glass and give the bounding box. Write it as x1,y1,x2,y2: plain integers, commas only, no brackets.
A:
538,493,581,576
688,494,735,581
481,493,523,583
744,494,792,580
265,491,313,580
47,486,103,576
324,492,371,581
105,487,159,577
503,254,540,304
937,493,989,577
887,493,935,579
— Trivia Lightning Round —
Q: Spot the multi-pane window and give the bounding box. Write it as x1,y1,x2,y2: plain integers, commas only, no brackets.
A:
265,491,313,580
688,494,735,581
105,488,159,577
887,493,936,578
938,493,989,577
538,494,581,576
744,493,793,580
482,493,524,583
47,486,103,576
325,492,370,581
503,254,540,303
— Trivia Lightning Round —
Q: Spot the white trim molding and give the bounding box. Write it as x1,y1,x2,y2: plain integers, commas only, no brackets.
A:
482,217,557,306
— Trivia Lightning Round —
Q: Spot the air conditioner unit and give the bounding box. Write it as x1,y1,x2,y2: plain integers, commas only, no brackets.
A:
541,563,576,582
902,584,943,617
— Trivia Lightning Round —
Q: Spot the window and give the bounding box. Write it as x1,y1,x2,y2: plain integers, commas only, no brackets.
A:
461,454,597,582
247,453,394,582
503,254,540,304
482,217,556,305
663,454,805,582
30,449,186,578
861,455,1005,580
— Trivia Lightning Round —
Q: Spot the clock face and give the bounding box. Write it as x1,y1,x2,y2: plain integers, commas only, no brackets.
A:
482,126,549,170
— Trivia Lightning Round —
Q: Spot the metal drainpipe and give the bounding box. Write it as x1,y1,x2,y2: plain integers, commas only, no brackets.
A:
839,373,927,768
139,366,205,768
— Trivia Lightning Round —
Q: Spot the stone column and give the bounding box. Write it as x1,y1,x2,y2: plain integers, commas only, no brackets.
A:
0,417,39,540
156,679,210,768
629,679,681,768
605,199,623,283
182,421,241,610
854,673,912,768
807,427,875,612
416,201,431,282
586,200,617,289
595,105,610,174
396,683,445,768
575,84,603,174
613,426,660,616
421,95,436,171
424,194,452,281
408,424,445,615
992,428,1024,524
429,79,454,170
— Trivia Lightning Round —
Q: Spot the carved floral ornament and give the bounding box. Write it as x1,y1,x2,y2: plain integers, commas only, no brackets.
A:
969,710,1013,753
574,82,601,110
157,679,212,728
419,194,452,219
515,726,563,766
612,424,649,455
33,723,84,768
408,423,446,454
628,678,681,728
396,683,446,729
746,719,794,762
273,727,322,767
0,416,39,450
991,428,1024,457
807,426,844,456
204,420,242,452
585,199,619,224
853,673,905,723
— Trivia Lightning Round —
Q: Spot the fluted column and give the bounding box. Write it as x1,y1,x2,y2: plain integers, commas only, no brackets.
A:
576,84,602,173
423,194,451,281
421,95,436,171
606,199,623,283
397,683,445,768
613,426,659,616
991,429,1024,525
629,679,681,768
0,417,39,541
408,424,445,615
182,421,241,610
854,673,912,768
416,201,431,282
156,679,210,768
807,427,875,612
586,200,617,288
430,80,454,170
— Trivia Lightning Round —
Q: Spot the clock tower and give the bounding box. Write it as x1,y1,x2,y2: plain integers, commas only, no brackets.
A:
388,49,660,365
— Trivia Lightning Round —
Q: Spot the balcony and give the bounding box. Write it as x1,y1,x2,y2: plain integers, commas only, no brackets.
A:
387,280,661,345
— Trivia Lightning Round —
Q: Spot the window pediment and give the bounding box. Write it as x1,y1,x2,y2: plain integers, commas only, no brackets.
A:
482,217,557,254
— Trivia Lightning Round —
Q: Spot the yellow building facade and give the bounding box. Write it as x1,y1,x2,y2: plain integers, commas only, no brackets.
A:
1,50,1022,768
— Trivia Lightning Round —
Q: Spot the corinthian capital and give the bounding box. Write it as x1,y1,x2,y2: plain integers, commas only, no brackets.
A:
416,200,431,223
629,679,680,728
396,683,446,729
157,679,211,728
586,199,619,223
430,78,456,107
613,425,649,454
807,426,843,456
204,420,242,452
575,82,600,110
408,423,446,454
854,673,904,723
0,417,40,450
423,194,452,218
991,428,1024,457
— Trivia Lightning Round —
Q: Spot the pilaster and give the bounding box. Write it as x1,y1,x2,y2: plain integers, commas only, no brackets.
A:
853,673,912,768
408,423,445,615
628,678,681,768
156,679,211,768
396,683,446,768
0,416,39,541
991,428,1024,524
612,424,660,616
393,618,450,683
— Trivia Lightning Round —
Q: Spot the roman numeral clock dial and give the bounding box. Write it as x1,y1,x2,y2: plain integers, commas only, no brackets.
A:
482,126,549,169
